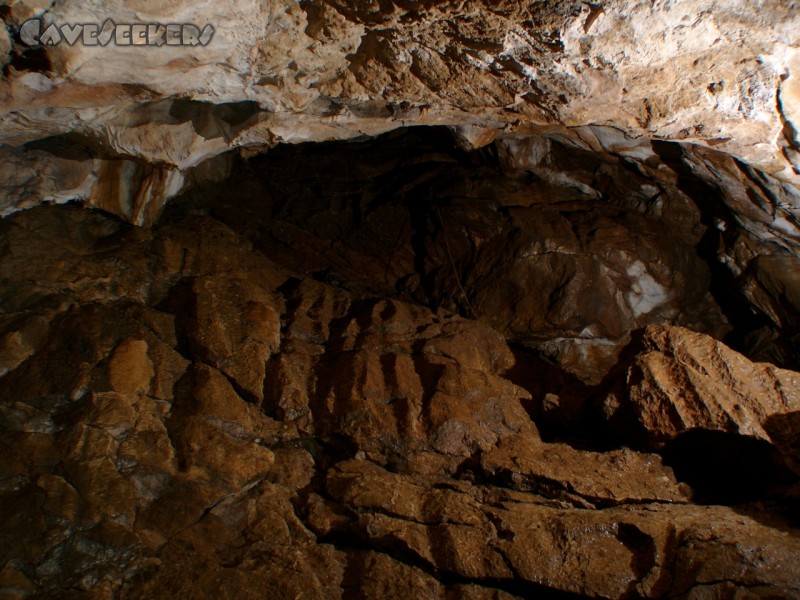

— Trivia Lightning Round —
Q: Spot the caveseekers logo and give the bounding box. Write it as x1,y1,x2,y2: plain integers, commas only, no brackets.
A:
19,18,215,47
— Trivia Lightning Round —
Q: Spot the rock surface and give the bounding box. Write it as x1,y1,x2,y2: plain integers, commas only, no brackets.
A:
169,128,800,381
602,324,800,474
2,3,800,595
602,325,800,488
2,191,800,598
0,1,799,217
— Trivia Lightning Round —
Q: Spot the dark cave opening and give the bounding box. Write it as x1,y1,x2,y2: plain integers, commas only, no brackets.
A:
661,429,797,505
165,125,800,380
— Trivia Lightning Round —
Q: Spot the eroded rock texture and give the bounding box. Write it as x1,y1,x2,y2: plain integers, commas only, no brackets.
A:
2,128,800,598
0,0,799,218
177,128,800,381
3,2,800,596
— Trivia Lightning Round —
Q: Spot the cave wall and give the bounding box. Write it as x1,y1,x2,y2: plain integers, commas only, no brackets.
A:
3,1,800,598
1,175,800,598
172,127,800,379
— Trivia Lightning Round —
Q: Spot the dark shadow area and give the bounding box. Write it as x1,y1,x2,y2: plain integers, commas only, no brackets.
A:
2,17,52,77
503,342,602,450
23,133,99,161
764,411,800,471
168,99,262,140
651,141,798,371
651,143,767,332
764,411,800,524
661,429,797,505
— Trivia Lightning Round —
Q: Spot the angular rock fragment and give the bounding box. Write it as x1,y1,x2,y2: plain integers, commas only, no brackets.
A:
603,325,800,474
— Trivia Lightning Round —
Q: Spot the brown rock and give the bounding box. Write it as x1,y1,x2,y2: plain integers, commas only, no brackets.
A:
323,459,800,598
480,436,689,507
2,183,800,599
183,276,282,403
107,340,153,396
603,325,800,471
306,298,537,464
172,365,277,489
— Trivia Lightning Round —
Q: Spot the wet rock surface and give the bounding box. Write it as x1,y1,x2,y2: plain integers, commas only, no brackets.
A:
3,128,800,597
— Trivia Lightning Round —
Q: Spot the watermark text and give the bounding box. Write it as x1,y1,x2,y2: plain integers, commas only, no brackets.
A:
20,19,215,47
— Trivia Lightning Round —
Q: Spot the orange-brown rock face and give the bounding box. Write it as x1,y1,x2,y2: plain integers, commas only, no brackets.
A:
2,127,800,598
603,325,800,454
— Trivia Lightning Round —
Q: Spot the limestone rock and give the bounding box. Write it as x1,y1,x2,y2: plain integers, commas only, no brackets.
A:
480,435,690,507
2,140,800,596
107,339,153,396
180,276,282,403
320,459,800,599
603,324,800,472
0,1,799,218
268,278,538,467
